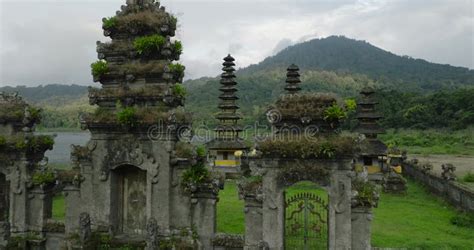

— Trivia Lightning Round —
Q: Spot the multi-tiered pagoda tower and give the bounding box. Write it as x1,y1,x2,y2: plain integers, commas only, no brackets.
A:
208,55,247,176
284,64,302,94
354,87,406,192
354,87,387,182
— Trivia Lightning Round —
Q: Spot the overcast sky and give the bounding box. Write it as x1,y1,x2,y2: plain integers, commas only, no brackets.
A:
0,0,473,87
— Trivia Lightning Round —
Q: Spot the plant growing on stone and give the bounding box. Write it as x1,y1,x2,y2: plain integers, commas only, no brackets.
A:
32,170,56,186
258,136,355,159
196,145,207,158
323,103,347,122
133,34,166,55
351,179,379,208
344,98,357,112
102,16,117,29
91,60,108,78
175,141,195,159
170,15,178,28
181,162,211,191
116,106,137,127
172,84,187,98
173,40,183,55
169,63,185,79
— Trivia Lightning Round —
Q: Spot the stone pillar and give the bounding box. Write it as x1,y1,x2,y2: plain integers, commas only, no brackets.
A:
262,176,284,249
28,186,53,232
191,189,217,250
243,197,263,250
331,170,352,250
63,185,81,235
9,163,29,233
351,206,372,250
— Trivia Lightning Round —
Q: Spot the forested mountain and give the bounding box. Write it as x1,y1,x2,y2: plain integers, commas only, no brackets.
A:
1,36,473,129
240,36,474,90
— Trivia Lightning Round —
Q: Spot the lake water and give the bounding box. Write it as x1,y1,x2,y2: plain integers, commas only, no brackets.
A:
38,132,91,164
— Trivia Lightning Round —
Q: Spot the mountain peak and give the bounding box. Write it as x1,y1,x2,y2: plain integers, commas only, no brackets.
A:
240,36,473,89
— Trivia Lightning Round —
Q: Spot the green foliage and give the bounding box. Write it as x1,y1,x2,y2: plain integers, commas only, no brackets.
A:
116,106,137,127
91,60,108,78
32,170,56,186
169,63,185,78
259,136,355,159
196,145,207,158
172,84,187,98
344,98,357,111
133,34,166,55
379,128,474,155
175,141,195,158
352,179,378,207
462,172,474,182
102,17,117,29
323,103,347,121
181,162,211,189
0,136,6,147
173,40,183,55
170,15,178,28
450,213,474,228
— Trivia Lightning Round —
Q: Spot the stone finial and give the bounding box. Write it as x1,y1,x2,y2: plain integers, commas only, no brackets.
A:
284,64,301,94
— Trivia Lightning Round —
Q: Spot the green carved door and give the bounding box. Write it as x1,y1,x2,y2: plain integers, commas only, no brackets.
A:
285,192,328,249
120,167,147,235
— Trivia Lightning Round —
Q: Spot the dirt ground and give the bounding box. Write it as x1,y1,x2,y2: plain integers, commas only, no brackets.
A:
408,154,474,178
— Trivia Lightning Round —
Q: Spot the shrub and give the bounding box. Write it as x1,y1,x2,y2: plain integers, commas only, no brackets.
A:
172,84,187,98
169,63,185,78
175,141,195,158
133,34,166,55
182,162,210,188
352,179,378,207
196,145,207,158
91,60,108,78
116,106,137,127
0,136,5,147
170,15,178,28
323,103,347,121
258,136,355,159
102,17,117,29
173,40,183,55
344,98,357,112
32,170,56,186
462,172,474,182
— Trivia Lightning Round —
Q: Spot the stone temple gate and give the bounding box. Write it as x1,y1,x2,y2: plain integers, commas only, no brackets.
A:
0,0,386,249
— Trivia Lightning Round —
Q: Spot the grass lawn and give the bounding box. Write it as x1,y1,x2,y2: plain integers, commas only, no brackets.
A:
379,128,474,156
51,179,474,248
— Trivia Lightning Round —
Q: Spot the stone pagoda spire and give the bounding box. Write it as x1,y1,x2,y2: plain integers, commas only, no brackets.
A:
284,64,301,94
355,87,385,139
84,0,189,131
215,54,242,140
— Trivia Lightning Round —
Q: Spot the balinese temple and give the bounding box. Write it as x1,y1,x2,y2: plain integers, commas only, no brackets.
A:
207,55,247,177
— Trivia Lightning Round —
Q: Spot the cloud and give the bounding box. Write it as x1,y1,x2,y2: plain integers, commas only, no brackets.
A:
0,0,472,87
